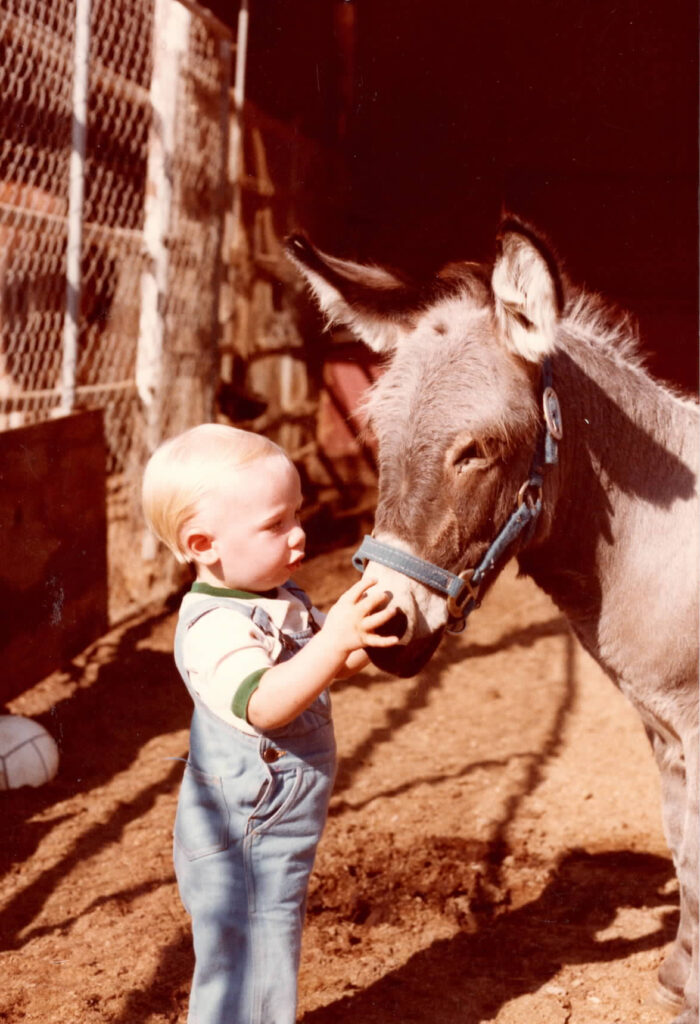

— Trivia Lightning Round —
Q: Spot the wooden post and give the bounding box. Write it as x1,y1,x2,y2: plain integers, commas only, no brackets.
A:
220,0,249,383
136,0,190,456
136,0,190,559
207,32,232,419
229,0,249,255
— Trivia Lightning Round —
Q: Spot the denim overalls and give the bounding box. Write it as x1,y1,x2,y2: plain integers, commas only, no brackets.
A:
172,584,337,1024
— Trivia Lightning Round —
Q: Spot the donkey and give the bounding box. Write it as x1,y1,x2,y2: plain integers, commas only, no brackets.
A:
286,220,699,1023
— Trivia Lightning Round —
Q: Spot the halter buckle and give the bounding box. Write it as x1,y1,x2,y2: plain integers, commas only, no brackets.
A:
446,568,481,621
446,568,480,635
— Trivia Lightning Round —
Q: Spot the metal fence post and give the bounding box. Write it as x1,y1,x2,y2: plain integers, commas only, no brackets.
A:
61,0,91,415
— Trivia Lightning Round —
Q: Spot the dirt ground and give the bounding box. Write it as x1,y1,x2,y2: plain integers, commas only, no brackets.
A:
1,546,681,1024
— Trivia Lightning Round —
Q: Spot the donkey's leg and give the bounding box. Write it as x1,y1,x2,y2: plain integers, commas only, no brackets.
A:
646,722,699,1016
675,724,699,1022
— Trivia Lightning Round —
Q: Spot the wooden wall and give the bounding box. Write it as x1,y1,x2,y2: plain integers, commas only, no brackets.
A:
0,411,108,704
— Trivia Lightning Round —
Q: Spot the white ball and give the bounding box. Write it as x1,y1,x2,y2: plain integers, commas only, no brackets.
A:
0,715,60,790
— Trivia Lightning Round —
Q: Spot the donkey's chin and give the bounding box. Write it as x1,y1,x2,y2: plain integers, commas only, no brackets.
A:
366,629,443,678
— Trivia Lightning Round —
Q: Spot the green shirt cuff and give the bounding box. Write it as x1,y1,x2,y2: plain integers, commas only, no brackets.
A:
232,668,269,722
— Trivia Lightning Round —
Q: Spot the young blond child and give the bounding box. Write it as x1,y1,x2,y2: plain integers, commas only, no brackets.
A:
142,423,397,1024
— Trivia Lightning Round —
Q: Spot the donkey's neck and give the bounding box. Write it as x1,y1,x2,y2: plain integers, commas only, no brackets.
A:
518,337,698,686
554,336,695,458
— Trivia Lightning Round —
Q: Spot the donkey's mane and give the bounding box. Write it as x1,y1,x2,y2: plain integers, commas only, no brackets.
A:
562,287,643,365
561,285,698,408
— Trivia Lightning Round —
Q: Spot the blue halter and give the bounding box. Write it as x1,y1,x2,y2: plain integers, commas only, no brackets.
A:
352,358,562,633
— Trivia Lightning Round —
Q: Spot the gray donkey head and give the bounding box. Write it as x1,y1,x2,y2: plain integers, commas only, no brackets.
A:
286,221,566,675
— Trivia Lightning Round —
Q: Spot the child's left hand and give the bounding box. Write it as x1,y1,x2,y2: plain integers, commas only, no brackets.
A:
321,577,402,656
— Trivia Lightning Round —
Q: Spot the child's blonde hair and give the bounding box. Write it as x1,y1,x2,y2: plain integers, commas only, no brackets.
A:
142,424,287,562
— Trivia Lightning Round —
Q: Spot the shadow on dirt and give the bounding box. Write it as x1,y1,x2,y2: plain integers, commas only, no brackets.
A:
111,928,193,1024
1,600,188,816
332,617,575,907
331,614,570,803
102,847,678,1024
300,848,677,1024
0,762,183,949
0,599,190,946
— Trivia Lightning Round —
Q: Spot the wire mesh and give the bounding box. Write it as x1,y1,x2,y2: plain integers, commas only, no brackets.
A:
0,0,233,619
0,1,73,419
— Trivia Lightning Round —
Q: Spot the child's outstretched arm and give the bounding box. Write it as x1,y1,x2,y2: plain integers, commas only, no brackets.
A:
245,578,399,731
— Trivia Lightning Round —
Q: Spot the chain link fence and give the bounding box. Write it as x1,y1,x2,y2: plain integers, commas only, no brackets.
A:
0,0,236,620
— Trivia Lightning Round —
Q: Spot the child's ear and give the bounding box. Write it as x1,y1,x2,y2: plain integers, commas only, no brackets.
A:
183,529,218,566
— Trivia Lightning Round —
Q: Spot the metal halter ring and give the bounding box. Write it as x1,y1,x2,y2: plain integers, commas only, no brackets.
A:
542,385,563,440
517,478,543,510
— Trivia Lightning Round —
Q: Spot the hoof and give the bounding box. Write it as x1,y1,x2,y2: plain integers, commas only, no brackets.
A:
667,1012,697,1024
653,979,685,1013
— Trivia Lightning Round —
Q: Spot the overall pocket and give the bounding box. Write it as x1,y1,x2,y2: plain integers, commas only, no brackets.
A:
250,764,335,843
249,767,304,835
174,764,230,861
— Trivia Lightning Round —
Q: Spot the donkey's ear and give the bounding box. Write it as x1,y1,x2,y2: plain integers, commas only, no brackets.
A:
285,235,412,353
491,223,563,363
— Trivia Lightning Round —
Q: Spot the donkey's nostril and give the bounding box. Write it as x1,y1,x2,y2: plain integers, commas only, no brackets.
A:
375,608,408,640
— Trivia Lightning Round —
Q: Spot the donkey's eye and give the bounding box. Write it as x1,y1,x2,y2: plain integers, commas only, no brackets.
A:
453,441,483,471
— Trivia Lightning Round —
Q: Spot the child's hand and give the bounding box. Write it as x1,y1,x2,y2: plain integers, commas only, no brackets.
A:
321,577,402,655
247,577,401,729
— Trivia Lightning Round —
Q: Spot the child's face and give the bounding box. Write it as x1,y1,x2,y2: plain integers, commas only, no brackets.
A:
198,454,306,592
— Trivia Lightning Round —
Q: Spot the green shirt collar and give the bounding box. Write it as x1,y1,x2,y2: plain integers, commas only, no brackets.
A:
191,580,278,601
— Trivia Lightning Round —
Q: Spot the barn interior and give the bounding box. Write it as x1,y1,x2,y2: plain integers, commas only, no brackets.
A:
217,0,698,392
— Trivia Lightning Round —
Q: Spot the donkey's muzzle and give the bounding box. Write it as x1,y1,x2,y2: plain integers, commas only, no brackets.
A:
366,625,443,678
374,608,408,641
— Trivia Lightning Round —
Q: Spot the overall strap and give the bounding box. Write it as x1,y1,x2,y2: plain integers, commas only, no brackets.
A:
181,595,277,634
281,579,312,610
281,580,321,634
